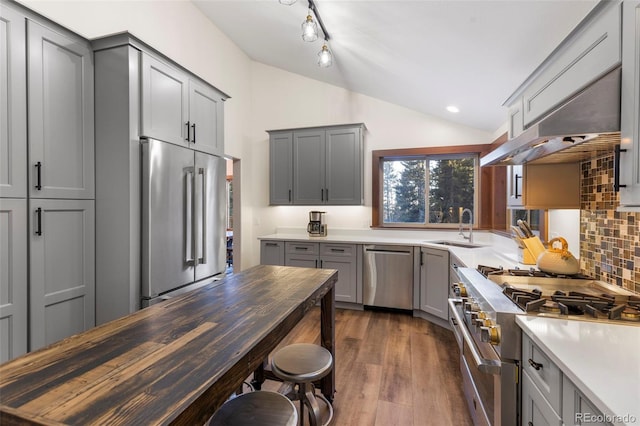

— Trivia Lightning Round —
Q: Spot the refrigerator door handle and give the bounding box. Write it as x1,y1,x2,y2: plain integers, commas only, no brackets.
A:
198,167,207,265
185,167,196,266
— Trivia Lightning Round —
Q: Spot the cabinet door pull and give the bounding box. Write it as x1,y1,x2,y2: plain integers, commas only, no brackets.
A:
35,207,42,236
528,358,543,371
614,144,627,192
325,188,329,201
35,162,42,190
321,188,324,201
185,121,191,141
191,123,196,143
514,174,522,198
288,189,292,203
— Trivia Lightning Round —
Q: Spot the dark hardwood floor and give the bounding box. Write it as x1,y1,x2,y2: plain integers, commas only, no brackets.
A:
262,307,473,426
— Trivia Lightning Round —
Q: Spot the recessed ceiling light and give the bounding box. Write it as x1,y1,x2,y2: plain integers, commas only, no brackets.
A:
446,105,460,113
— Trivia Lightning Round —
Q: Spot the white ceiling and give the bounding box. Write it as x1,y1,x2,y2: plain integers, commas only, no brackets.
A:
193,0,598,132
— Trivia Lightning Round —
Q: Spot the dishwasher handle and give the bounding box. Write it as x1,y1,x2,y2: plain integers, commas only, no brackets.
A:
365,248,412,255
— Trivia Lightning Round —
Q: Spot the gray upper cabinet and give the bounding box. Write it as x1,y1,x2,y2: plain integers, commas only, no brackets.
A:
141,52,189,147
268,123,364,205
269,132,293,204
521,1,621,126
325,127,363,205
27,20,95,200
293,129,326,204
141,51,225,156
0,199,28,362
29,199,95,351
0,5,27,198
620,0,640,209
189,79,224,156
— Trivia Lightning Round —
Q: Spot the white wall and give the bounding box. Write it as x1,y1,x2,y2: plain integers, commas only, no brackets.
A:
18,0,495,268
547,210,581,258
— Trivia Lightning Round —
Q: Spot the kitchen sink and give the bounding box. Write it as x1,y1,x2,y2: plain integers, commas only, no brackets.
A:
425,240,484,249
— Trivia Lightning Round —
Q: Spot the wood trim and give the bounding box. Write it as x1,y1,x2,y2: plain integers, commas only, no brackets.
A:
371,143,498,228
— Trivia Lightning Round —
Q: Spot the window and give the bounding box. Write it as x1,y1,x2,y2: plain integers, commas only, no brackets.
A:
372,145,489,228
382,154,477,226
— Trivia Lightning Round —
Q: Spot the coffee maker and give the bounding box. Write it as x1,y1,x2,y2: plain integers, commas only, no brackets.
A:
307,211,327,237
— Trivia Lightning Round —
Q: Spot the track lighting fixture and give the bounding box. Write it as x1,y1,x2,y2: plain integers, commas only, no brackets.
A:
301,11,318,42
318,42,332,67
279,0,333,68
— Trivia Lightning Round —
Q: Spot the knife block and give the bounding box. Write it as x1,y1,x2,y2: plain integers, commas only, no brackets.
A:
520,236,546,265
517,247,537,265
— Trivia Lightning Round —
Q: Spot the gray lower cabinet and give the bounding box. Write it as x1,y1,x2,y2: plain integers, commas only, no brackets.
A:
620,0,640,208
0,5,27,198
268,123,364,206
562,376,609,426
260,240,285,265
27,19,95,200
521,370,563,426
521,331,611,426
29,199,95,351
0,199,28,362
418,247,449,320
141,51,225,156
276,241,360,303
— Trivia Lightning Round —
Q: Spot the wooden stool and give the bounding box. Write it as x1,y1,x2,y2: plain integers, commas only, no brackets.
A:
271,343,334,426
209,391,298,426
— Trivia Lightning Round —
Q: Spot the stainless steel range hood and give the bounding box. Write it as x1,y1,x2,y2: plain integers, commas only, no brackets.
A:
481,68,621,166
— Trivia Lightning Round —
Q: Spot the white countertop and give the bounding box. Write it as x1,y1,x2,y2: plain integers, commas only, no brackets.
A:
516,316,640,426
259,228,530,269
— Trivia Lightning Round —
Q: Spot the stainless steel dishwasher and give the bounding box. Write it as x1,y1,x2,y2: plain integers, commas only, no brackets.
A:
363,245,414,310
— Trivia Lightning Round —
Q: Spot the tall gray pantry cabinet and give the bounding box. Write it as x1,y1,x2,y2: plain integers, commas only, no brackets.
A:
0,1,95,361
91,33,228,324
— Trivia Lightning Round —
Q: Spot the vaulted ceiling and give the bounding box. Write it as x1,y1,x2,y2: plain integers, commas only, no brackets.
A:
193,0,597,133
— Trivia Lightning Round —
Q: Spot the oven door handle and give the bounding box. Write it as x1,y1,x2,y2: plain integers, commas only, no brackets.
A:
448,298,502,375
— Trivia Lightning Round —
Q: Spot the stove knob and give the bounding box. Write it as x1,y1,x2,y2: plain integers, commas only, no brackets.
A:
464,300,479,312
451,282,468,298
474,318,492,329
480,325,501,346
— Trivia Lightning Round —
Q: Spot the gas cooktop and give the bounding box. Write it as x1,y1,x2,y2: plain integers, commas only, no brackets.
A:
477,265,640,324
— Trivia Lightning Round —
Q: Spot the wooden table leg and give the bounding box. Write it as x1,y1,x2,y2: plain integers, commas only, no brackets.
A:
251,360,266,390
320,284,335,402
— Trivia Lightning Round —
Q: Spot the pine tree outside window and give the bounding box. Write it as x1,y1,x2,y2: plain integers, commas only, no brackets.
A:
382,154,478,226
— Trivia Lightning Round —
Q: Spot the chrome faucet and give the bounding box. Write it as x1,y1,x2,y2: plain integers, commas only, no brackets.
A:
459,208,473,243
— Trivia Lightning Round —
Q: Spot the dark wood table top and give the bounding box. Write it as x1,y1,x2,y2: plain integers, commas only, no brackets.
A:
0,265,337,426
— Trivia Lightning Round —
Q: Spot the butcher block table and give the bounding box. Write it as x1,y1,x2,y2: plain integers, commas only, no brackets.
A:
0,265,337,425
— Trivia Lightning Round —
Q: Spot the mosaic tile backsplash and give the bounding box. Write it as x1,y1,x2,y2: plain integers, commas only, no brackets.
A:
580,153,640,293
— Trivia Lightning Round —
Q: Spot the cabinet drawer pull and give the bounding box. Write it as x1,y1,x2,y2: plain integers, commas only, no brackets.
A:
191,123,196,143
35,207,42,236
185,121,191,141
35,162,42,190
528,358,543,371
265,243,279,247
295,247,309,251
330,248,345,252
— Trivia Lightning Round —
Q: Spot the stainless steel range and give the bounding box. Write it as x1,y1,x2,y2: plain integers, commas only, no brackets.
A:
448,265,639,426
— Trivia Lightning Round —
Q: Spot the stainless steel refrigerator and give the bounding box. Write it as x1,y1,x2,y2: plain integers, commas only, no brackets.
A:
141,138,226,306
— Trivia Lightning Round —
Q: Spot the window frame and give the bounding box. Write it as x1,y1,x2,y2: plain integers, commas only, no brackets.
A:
372,144,492,229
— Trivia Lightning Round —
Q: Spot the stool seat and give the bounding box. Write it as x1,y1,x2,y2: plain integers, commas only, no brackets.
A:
209,391,297,426
271,343,333,382
271,344,334,426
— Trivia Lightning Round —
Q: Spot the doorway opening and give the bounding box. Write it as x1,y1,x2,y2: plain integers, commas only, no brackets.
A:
225,157,241,273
